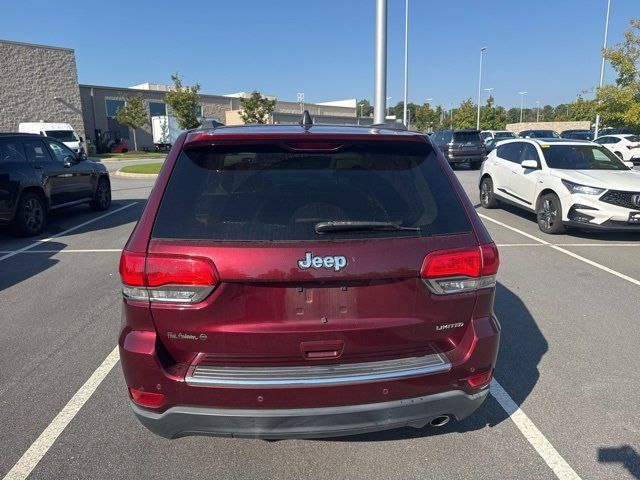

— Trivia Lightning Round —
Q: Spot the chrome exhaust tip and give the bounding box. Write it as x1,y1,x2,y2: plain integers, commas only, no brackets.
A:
430,415,450,427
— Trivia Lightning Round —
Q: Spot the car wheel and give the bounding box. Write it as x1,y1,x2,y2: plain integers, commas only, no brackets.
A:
536,193,565,234
91,177,111,211
469,161,482,170
480,177,500,209
13,192,46,237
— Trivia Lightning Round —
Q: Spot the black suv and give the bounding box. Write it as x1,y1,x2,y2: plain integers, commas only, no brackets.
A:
430,130,486,169
0,133,111,236
518,129,561,139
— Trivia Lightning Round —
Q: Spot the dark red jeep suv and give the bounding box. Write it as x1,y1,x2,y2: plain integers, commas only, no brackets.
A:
119,121,500,439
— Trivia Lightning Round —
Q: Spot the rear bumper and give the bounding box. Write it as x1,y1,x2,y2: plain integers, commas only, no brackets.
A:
444,153,486,164
131,388,489,439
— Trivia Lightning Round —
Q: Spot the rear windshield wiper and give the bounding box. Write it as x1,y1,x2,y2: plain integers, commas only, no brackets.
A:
315,221,420,234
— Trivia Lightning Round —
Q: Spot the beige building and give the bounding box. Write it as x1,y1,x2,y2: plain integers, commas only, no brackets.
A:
0,39,85,137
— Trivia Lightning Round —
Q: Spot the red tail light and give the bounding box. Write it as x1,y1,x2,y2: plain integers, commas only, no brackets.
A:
146,255,217,287
129,388,165,408
480,243,500,275
420,244,499,294
119,251,219,304
421,248,481,278
119,251,146,286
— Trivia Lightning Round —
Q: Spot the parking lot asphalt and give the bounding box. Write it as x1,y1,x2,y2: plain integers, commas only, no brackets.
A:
1,167,639,480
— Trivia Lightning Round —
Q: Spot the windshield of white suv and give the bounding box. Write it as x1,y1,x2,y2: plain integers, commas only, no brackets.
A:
543,145,630,170
45,130,78,142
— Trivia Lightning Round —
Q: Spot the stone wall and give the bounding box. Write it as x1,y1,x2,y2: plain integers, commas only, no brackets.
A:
0,40,85,137
506,121,591,134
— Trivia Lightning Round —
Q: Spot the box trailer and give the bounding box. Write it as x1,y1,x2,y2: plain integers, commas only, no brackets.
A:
151,116,184,150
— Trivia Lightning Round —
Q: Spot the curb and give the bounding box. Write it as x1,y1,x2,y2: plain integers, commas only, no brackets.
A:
113,169,159,179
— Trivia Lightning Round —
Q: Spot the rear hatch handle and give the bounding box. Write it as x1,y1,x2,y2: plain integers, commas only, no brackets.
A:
300,340,345,360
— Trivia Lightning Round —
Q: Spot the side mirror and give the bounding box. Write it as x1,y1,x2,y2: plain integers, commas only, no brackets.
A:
521,160,538,169
623,161,634,169
63,155,75,167
79,136,84,143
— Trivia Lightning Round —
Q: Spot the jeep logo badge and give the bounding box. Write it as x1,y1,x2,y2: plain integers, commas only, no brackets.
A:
298,252,347,272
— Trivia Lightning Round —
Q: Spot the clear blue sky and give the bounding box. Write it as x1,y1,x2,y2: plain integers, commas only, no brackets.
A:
1,0,637,108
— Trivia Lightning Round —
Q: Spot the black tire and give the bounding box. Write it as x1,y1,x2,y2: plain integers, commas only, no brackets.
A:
536,193,565,234
479,177,500,209
13,192,46,237
469,160,482,170
91,177,111,211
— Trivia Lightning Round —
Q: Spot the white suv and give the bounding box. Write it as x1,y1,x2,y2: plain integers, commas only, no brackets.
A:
479,138,640,234
594,134,640,164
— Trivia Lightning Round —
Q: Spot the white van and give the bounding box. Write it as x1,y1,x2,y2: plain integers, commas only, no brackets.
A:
18,122,83,153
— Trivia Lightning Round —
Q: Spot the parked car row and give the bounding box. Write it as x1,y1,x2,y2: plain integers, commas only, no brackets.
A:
479,137,640,233
0,132,111,236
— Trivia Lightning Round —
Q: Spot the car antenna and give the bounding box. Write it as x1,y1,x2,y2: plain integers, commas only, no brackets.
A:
299,110,313,131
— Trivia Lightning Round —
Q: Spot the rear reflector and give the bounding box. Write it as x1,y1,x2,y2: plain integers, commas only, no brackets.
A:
129,388,165,408
119,251,219,304
466,370,493,388
421,244,499,295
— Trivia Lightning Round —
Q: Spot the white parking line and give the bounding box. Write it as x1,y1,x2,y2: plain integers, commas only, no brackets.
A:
496,243,640,247
479,214,640,287
2,347,120,480
0,249,122,254
0,203,136,263
490,380,582,480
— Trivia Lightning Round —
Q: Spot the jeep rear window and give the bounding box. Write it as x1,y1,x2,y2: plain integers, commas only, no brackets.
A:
152,142,472,241
452,131,480,143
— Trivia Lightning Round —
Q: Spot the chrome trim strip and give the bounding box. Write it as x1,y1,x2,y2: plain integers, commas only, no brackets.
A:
186,353,451,388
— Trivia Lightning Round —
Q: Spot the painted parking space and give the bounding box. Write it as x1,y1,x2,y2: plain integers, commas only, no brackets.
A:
1,172,639,479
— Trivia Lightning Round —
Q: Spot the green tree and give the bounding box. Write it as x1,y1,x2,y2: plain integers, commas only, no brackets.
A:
568,95,596,121
452,99,476,129
415,102,438,132
596,19,640,132
506,107,520,124
480,96,508,130
115,94,147,151
356,99,374,117
541,104,555,122
239,91,276,124
165,74,202,130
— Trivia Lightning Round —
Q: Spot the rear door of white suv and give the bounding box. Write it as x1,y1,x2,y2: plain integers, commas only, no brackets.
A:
492,141,532,206
506,142,542,209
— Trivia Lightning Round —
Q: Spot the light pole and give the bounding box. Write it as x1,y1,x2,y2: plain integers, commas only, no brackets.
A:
403,0,409,126
518,91,528,123
374,0,388,125
594,0,611,139
476,47,487,130
536,100,540,122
